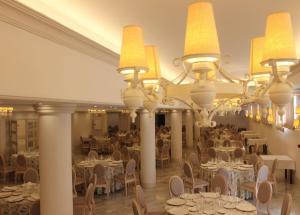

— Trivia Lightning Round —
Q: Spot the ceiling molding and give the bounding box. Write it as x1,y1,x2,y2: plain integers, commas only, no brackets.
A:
0,0,119,66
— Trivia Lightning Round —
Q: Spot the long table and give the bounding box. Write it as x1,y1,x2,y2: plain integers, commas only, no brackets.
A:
260,155,296,184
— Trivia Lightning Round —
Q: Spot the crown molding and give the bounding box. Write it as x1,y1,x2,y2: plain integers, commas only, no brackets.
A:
0,0,119,66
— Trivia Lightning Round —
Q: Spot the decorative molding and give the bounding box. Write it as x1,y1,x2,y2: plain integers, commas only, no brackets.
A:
0,0,119,66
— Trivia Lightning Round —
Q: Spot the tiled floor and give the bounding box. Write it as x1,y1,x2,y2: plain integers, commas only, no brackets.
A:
95,161,300,215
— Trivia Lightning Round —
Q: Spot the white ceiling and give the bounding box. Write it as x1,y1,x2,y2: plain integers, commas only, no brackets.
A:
17,0,300,81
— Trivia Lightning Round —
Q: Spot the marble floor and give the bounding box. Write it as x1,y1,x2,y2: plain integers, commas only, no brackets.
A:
94,161,300,215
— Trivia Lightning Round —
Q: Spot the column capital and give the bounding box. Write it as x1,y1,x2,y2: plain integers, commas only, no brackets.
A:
170,109,182,113
185,109,193,114
34,104,76,115
139,108,150,114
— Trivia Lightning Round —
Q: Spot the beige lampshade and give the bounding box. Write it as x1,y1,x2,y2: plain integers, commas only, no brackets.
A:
249,37,271,77
141,45,161,84
262,13,297,67
118,25,148,74
296,106,300,115
183,2,220,63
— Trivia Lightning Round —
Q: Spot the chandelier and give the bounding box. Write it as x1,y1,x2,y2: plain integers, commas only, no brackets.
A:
116,1,299,127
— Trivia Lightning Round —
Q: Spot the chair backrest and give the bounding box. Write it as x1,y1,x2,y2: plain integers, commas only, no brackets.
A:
257,181,272,205
161,144,169,158
208,148,216,159
0,155,5,171
131,152,140,168
31,200,40,215
169,176,184,198
24,168,39,183
93,164,106,181
281,193,292,215
271,159,278,175
221,152,230,162
234,147,244,159
217,168,230,183
132,200,143,215
16,154,26,169
72,168,77,197
17,205,30,215
112,150,122,161
256,165,269,196
196,144,201,155
211,174,227,195
207,139,214,147
183,162,194,183
189,152,200,168
85,182,95,208
126,159,136,177
223,139,230,147
88,150,98,159
249,153,258,165
135,185,147,213
121,146,129,160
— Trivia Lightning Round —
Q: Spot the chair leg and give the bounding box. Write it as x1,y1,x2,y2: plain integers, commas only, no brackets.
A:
125,183,128,196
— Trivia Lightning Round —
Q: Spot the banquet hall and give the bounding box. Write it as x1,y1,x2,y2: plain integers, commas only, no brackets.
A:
0,0,300,214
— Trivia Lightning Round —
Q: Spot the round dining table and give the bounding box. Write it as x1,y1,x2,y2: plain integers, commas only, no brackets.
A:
165,192,257,215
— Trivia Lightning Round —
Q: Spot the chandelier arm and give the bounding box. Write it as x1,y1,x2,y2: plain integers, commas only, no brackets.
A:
259,78,275,96
208,95,241,121
175,62,192,85
136,86,157,102
287,63,300,79
213,62,237,83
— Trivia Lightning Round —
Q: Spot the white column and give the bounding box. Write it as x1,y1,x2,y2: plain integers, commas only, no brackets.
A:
170,110,182,162
36,104,74,215
185,110,194,148
140,109,156,188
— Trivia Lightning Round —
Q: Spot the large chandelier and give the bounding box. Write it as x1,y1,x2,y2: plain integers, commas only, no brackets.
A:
116,1,299,127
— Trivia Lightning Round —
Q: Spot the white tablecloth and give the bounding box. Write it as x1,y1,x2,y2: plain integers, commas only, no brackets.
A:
247,138,267,146
165,193,256,215
260,155,296,170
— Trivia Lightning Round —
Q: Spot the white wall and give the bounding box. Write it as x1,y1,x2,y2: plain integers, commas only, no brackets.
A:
0,21,125,104
249,121,300,180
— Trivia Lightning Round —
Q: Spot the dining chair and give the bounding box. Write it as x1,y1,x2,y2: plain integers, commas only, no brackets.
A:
281,193,292,215
135,185,165,215
240,165,269,199
93,163,110,198
132,199,143,215
15,154,27,183
183,162,209,193
208,148,216,161
23,168,39,183
73,182,96,215
121,146,130,163
112,150,122,161
17,204,30,215
196,144,202,162
156,144,170,168
30,200,40,215
188,152,201,177
234,147,244,161
211,174,228,195
0,154,14,183
115,159,136,196
169,176,184,198
268,159,278,193
221,152,230,162
256,181,273,215
80,136,91,154
217,168,231,194
223,139,230,147
87,150,98,160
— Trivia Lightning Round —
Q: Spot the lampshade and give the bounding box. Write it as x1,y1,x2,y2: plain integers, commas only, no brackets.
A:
296,106,300,115
183,2,220,63
261,13,297,67
118,25,148,74
293,119,299,128
141,45,161,84
267,107,274,124
249,37,271,79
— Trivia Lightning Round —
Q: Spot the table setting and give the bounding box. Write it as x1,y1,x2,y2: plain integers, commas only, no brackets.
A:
200,161,254,198
165,192,256,215
0,182,40,214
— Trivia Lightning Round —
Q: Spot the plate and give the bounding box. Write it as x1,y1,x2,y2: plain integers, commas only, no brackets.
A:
188,207,198,212
217,208,227,214
180,193,198,200
0,192,11,198
167,207,189,215
185,201,196,207
203,209,216,215
2,186,18,192
167,198,186,206
30,193,40,200
201,192,220,198
221,195,241,203
241,164,253,168
224,203,236,209
236,203,256,212
6,196,24,203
